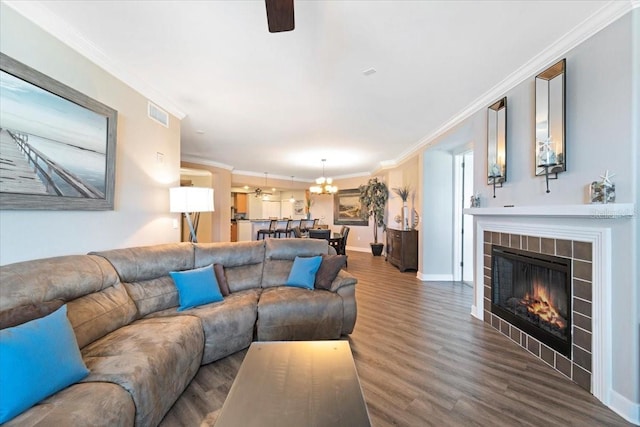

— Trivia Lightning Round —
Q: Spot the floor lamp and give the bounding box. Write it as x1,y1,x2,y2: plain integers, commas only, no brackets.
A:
170,187,214,243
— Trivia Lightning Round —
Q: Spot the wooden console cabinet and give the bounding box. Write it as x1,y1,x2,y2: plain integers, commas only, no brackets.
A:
386,229,418,272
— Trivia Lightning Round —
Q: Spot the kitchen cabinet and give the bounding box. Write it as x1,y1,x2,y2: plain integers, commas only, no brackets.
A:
234,193,248,213
231,221,238,242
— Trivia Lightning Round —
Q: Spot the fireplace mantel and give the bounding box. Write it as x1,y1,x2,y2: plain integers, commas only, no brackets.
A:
464,203,634,218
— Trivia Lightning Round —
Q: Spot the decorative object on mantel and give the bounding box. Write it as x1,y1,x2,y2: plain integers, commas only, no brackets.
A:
590,170,616,204
392,185,411,230
359,177,389,256
535,59,566,193
470,193,481,208
487,97,507,198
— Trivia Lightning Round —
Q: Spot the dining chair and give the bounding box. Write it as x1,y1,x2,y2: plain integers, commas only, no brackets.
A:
291,226,302,238
299,219,313,233
275,219,293,238
256,219,278,240
339,226,350,266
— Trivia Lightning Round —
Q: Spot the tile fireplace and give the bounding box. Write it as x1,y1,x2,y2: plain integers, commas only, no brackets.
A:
482,231,593,392
468,205,635,422
491,245,572,358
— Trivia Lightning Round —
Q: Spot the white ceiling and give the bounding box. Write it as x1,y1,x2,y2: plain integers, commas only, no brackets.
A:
7,0,625,183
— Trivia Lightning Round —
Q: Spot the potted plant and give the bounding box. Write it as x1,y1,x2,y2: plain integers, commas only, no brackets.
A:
392,185,411,230
359,177,389,256
304,196,313,220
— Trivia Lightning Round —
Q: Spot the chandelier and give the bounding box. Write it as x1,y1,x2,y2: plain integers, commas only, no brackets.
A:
309,159,338,195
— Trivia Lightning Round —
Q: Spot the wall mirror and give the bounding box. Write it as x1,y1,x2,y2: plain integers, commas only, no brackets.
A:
535,59,566,177
487,97,507,196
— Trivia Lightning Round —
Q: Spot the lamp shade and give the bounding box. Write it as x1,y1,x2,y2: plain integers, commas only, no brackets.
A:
170,187,214,213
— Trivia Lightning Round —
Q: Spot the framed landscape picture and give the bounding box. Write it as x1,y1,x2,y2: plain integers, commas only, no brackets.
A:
0,53,117,210
334,189,367,226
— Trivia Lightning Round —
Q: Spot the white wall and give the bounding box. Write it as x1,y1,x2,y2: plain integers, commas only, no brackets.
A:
0,5,181,264
420,149,455,279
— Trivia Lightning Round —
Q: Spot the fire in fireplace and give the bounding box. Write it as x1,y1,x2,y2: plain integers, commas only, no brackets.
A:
491,245,571,357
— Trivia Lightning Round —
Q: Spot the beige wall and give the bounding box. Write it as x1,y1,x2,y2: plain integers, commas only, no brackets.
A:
0,4,181,265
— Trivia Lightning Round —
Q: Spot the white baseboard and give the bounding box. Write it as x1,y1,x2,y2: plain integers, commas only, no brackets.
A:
470,305,483,321
608,389,640,425
417,273,454,281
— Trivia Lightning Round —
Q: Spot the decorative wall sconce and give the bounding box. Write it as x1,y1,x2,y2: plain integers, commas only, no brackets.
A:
535,59,566,193
487,97,507,198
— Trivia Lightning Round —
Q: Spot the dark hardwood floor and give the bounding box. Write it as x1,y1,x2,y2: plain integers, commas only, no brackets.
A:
160,250,631,426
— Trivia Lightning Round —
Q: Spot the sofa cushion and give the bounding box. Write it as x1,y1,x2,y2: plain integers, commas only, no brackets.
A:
170,264,224,311
0,255,119,312
262,239,330,288
0,299,64,330
315,255,347,290
3,382,135,427
81,316,204,427
256,287,343,341
149,288,261,364
91,243,194,283
0,305,89,424
66,282,138,349
213,263,231,296
121,276,179,317
286,256,322,290
195,241,266,292
93,243,195,317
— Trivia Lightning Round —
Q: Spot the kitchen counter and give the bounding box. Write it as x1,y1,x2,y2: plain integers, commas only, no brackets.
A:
236,219,310,241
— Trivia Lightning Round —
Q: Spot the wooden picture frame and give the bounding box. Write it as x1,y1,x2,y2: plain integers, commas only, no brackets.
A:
333,189,367,226
0,53,117,210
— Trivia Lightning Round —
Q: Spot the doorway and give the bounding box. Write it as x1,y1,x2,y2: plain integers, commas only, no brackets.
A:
453,150,474,284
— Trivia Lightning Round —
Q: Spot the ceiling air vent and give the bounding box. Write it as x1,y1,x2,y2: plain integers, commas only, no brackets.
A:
148,101,169,127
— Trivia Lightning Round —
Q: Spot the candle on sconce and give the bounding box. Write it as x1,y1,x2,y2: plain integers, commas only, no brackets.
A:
538,136,557,166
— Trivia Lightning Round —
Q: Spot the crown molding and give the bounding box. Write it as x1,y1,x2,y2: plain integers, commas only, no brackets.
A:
393,0,634,165
232,170,306,182
181,155,234,171
3,0,186,120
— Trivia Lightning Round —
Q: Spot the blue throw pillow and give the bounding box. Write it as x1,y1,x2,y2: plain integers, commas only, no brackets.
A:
170,264,224,311
286,256,323,290
0,305,89,424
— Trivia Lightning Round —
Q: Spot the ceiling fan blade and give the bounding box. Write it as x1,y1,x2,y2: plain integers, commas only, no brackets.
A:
265,0,294,33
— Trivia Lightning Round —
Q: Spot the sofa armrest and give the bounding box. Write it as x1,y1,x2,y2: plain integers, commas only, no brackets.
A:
329,270,357,293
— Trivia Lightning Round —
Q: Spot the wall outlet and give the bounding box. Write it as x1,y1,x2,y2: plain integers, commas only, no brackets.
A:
172,219,179,229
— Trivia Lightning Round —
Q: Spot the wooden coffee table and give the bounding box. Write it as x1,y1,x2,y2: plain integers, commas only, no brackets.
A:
215,341,371,427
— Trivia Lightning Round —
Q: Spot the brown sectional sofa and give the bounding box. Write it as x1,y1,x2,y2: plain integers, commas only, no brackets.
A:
0,238,357,426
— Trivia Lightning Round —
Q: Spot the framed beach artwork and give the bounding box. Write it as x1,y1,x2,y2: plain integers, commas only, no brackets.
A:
0,53,117,210
333,189,367,226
